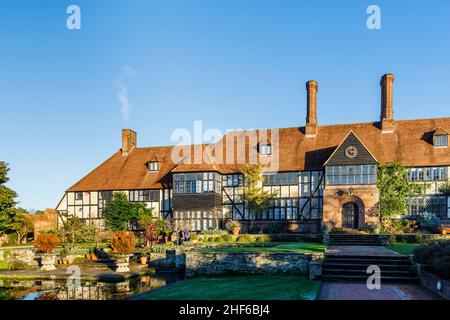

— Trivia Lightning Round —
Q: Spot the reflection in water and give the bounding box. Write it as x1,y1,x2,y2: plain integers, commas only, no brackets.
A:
0,274,182,300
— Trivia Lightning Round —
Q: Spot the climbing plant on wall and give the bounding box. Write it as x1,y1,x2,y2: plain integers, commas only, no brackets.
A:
377,163,424,232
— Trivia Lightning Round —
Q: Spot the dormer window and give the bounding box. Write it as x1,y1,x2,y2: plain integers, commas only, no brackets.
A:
147,161,159,172
434,135,448,147
259,144,272,155
433,128,449,147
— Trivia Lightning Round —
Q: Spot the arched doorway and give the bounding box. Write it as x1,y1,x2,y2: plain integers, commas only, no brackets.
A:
342,202,359,229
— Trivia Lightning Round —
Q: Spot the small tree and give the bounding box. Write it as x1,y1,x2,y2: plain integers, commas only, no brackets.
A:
377,163,424,232
143,221,159,249
58,212,95,244
241,164,275,229
104,192,152,231
11,214,34,244
0,161,18,235
439,181,450,196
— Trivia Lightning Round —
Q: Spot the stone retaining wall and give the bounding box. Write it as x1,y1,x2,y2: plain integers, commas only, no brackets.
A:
148,250,185,272
185,252,318,277
419,270,450,300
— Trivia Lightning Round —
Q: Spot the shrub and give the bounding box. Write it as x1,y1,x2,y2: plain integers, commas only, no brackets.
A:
8,260,29,270
190,234,198,241
207,236,217,242
201,229,228,236
236,235,254,243
432,256,450,280
218,234,234,242
156,219,173,236
413,212,441,233
225,220,241,231
150,243,175,253
256,235,271,242
143,221,159,249
413,240,450,280
268,222,288,234
34,233,61,253
110,231,136,254
248,226,261,234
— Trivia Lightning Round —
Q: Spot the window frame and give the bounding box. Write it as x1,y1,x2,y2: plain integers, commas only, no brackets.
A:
147,161,159,172
259,144,272,156
434,135,449,147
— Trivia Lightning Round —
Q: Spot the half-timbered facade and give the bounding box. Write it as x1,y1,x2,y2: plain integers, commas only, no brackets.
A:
56,74,450,233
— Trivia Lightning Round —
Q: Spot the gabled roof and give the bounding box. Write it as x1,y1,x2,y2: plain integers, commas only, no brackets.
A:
68,146,177,191
323,131,378,166
434,127,450,136
67,117,450,191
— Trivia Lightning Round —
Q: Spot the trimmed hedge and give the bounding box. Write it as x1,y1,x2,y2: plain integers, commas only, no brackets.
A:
193,233,322,243
414,240,450,280
388,234,449,244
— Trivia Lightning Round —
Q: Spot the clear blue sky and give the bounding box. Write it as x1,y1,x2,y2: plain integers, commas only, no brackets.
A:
1,0,449,210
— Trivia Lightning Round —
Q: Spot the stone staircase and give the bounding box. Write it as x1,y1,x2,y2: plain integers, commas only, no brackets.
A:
322,254,418,283
329,233,384,246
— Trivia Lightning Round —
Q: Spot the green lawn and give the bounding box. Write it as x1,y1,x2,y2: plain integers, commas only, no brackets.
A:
387,243,421,255
133,275,321,300
198,242,327,254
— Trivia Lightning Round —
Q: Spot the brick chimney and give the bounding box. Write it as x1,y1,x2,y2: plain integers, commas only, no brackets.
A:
305,80,318,137
122,129,137,156
380,73,395,133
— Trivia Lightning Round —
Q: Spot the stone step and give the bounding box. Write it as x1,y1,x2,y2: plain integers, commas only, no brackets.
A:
323,258,411,266
330,241,381,246
325,254,409,260
321,275,419,283
322,268,414,275
323,263,414,270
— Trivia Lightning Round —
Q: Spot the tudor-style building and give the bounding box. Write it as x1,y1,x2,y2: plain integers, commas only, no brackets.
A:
56,74,450,233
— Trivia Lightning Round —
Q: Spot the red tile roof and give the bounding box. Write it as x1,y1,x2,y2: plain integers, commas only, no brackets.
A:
67,117,450,192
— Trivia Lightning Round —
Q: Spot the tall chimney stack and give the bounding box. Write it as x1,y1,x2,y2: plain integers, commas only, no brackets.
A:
380,73,395,133
122,129,137,156
305,80,318,137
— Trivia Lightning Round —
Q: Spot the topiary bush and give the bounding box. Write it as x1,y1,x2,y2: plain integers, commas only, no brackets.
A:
236,235,254,243
218,234,234,242
256,235,271,242
201,229,228,236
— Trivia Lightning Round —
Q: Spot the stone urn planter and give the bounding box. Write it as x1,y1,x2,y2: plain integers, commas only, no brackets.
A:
40,253,58,271
111,254,133,273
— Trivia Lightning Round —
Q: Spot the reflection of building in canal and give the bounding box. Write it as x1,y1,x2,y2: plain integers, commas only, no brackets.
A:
0,276,171,300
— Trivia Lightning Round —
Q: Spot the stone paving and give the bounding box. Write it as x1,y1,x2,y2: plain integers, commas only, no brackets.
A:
326,245,402,257
320,245,439,300
319,282,439,300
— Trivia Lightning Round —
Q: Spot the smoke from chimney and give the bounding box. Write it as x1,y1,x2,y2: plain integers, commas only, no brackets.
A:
122,129,137,156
